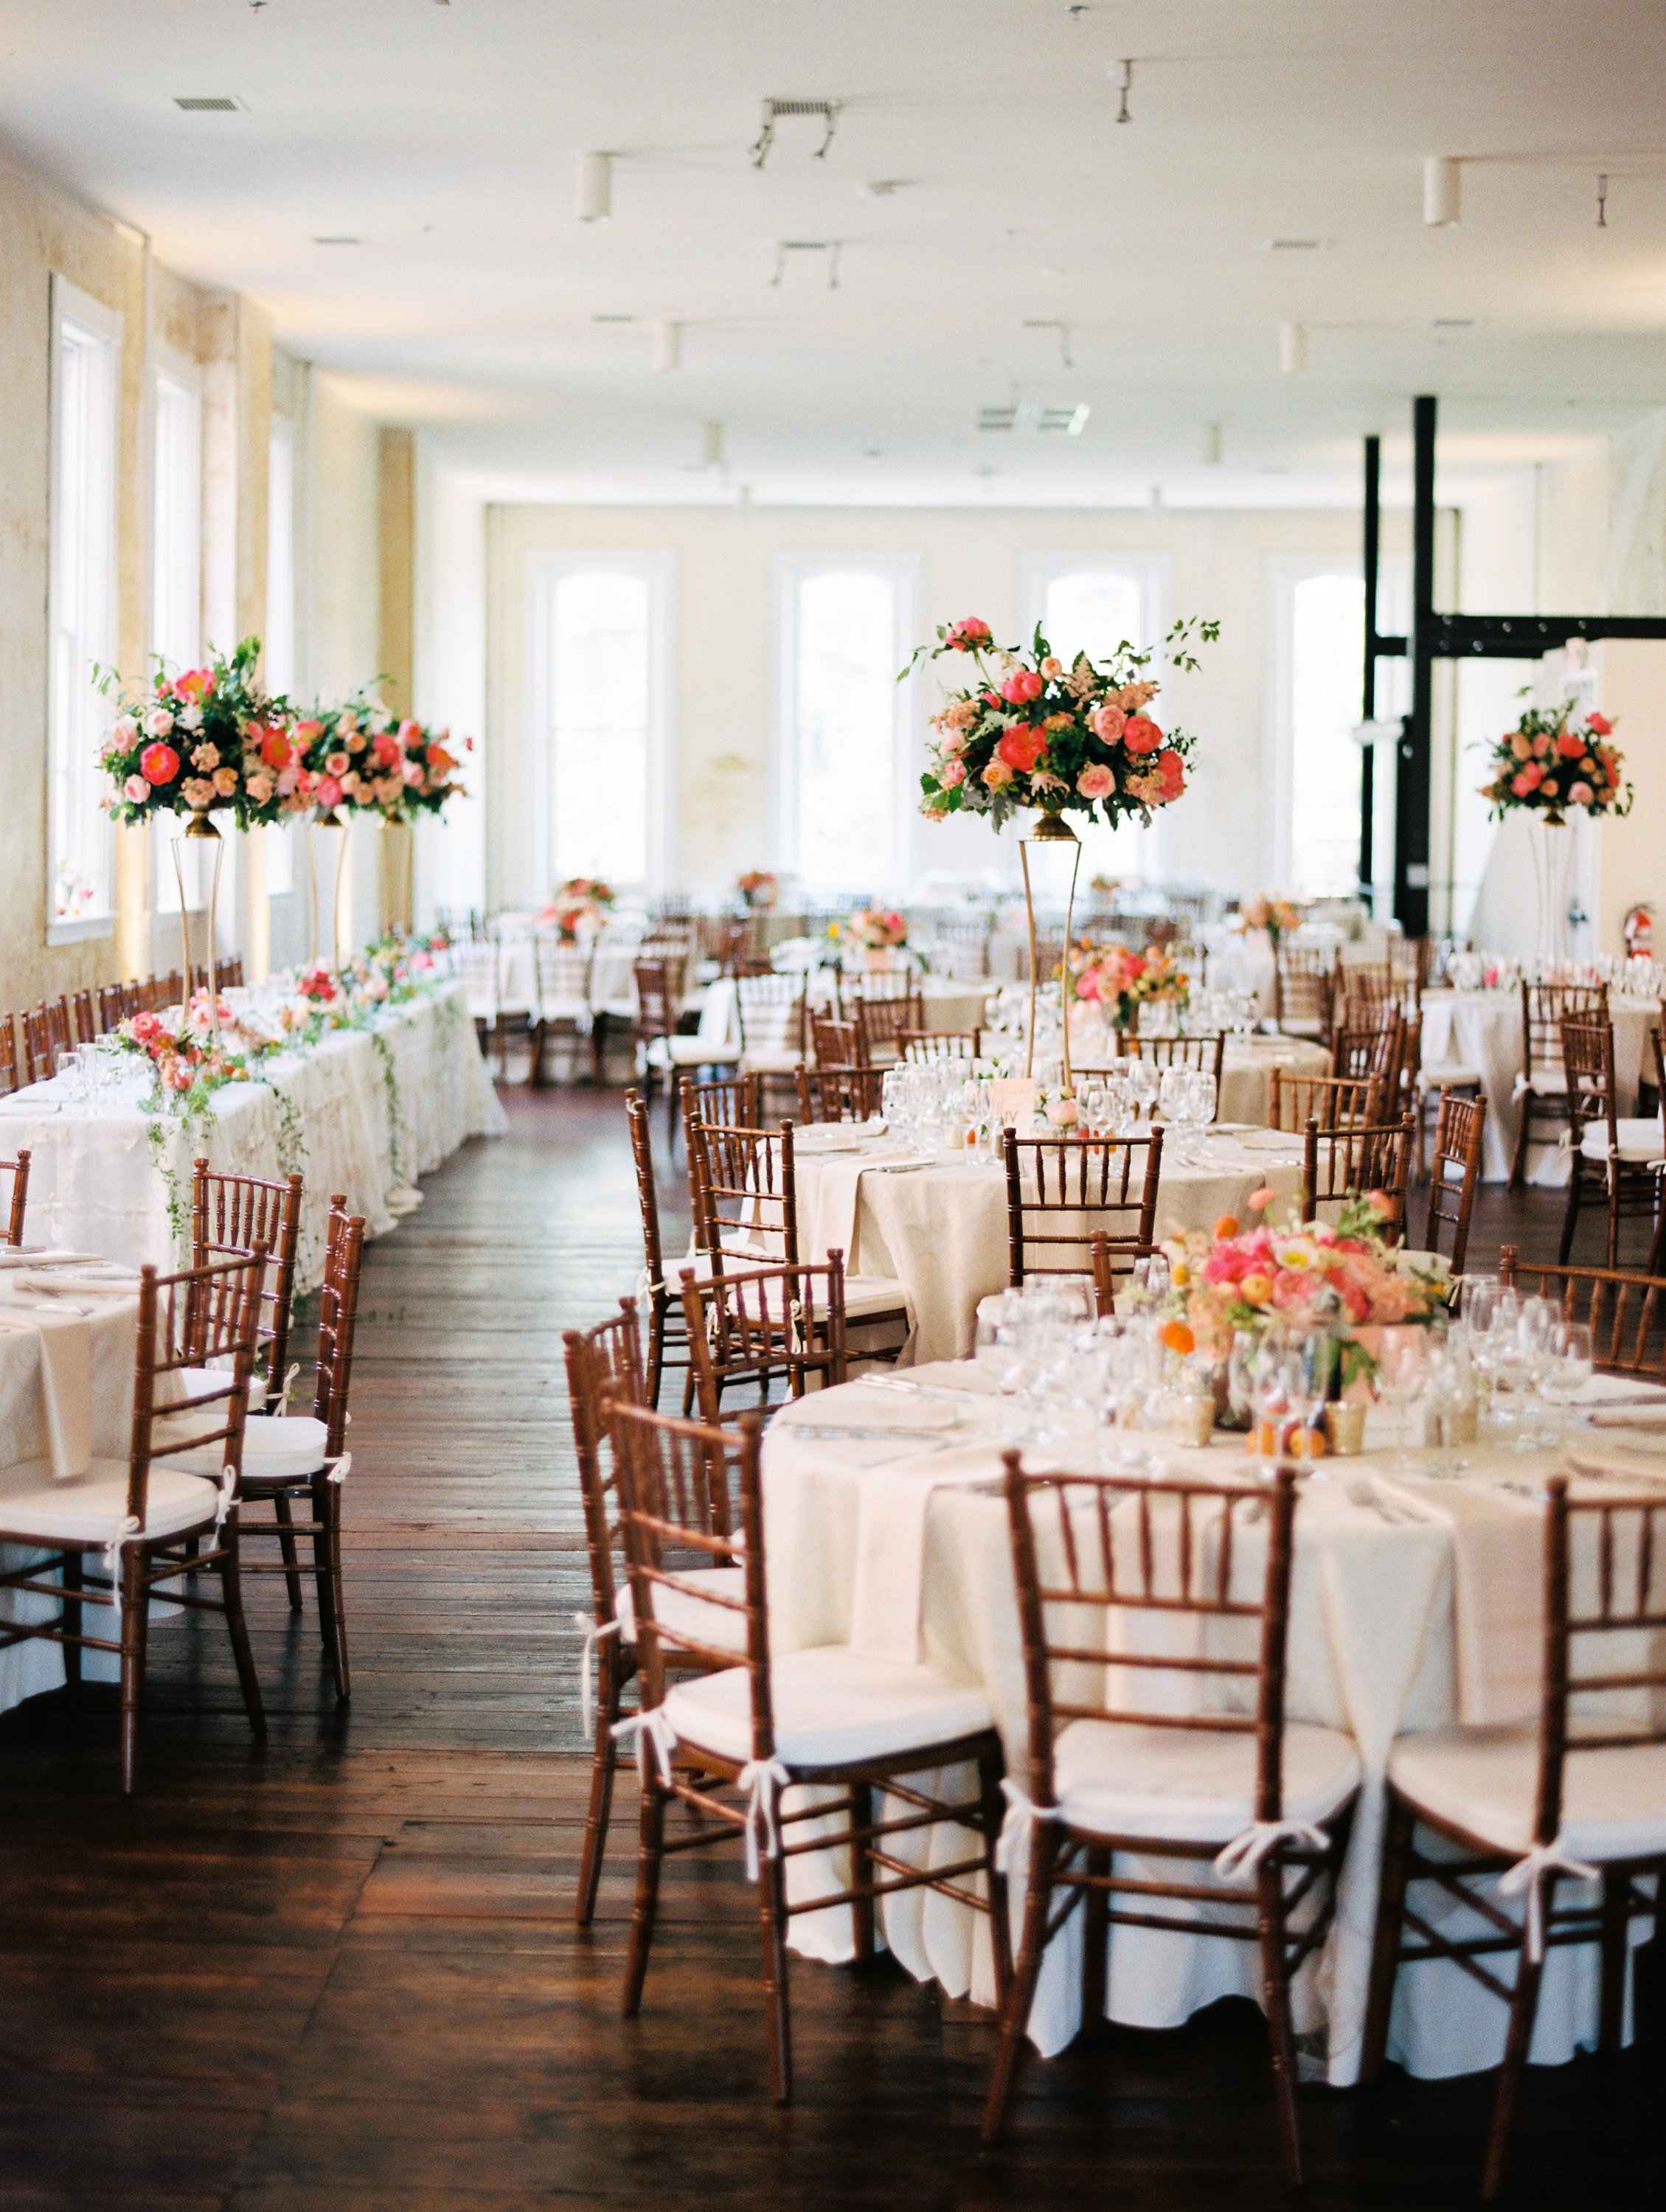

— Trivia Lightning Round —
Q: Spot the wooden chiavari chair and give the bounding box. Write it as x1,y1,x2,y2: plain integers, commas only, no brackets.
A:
1274,946,1338,1040
190,1158,304,1416
736,972,807,1110
1002,1130,1164,1290
1267,1069,1384,1135
1557,1016,1664,1269
0,1252,267,1792
1301,1113,1414,1242
69,987,97,1043
1496,1248,1666,1382
1420,1091,1488,1276
609,1393,1010,2104
681,1071,761,1149
809,1010,865,1067
853,981,924,1069
794,1063,884,1124
1362,1475,1666,2197
563,1298,749,1927
160,968,184,1011
1509,979,1607,1190
1392,1011,1423,1171
1111,1031,1226,1093
982,1458,1357,2181
636,958,742,1146
899,1027,983,1062
21,1006,55,1085
95,984,125,1034
1087,1227,1165,1318
1,1150,29,1246
1331,1001,1403,1090
0,1013,22,1096
531,932,597,1086
681,1253,850,1412
626,1090,699,1413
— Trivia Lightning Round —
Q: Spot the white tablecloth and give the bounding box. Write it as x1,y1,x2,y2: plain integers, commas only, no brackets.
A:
806,975,993,1039
791,1129,1306,1363
0,985,504,1292
1071,1035,1330,1130
760,1368,1658,2084
1420,990,1659,1184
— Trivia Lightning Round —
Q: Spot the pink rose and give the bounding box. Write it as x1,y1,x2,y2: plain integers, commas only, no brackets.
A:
326,751,350,776
1076,765,1114,799
999,669,1044,705
1531,734,1550,758
1089,703,1127,743
123,774,148,802
401,759,423,785
315,775,343,808
1568,781,1594,805
940,759,967,787
145,706,175,738
372,732,403,768
339,770,361,794
1510,771,1534,797
945,616,991,650
1122,714,1164,755
982,759,1013,789
113,715,139,745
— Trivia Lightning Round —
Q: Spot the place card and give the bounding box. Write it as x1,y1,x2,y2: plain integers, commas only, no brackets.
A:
986,1077,1035,1126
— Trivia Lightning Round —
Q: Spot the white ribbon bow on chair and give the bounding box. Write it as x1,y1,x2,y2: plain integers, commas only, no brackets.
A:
1499,1837,1600,1964
610,1705,677,1786
736,1756,791,1882
1212,1818,1331,1884
101,1513,142,1586
995,1778,1063,1877
573,1610,622,1739
326,1453,352,1487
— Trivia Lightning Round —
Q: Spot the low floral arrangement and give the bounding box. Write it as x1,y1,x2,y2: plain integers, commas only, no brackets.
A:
1069,942,1189,1033
1089,873,1124,895
736,869,778,911
542,877,615,942
98,641,294,830
832,908,910,953
1157,1194,1445,1377
1479,706,1632,826
114,1008,254,1110
1235,894,1303,946
911,613,1215,834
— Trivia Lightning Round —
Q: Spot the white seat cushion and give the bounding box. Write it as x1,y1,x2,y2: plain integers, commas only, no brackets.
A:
1580,1118,1665,1165
615,1565,747,1652
179,1365,268,1414
664,1644,993,1768
1051,1716,1361,1845
1418,1065,1482,1090
1389,1723,1666,1862
1519,1070,1567,1093
843,1273,912,1320
740,1048,803,1076
0,1457,221,1547
162,1413,329,1485
648,1035,740,1069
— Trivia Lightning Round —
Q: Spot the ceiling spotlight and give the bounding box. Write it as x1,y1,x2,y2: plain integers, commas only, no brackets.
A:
313,236,361,247
591,313,636,324
770,240,841,289
1423,156,1461,226
1022,318,1074,369
1597,173,1610,228
577,151,612,223
1203,422,1223,466
653,320,682,372
1110,58,1134,124
751,97,839,170
1279,321,1308,375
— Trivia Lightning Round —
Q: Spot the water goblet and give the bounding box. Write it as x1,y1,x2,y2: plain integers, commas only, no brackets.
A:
1374,1329,1427,1473
1539,1320,1594,1447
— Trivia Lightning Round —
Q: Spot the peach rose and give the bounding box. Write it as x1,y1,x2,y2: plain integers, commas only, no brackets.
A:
1567,781,1594,805
326,751,350,776
212,765,238,797
1076,764,1114,799
181,776,214,808
982,759,1013,789
1089,703,1126,743
123,774,148,802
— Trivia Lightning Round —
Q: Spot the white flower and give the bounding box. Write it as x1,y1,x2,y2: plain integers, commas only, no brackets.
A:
178,703,204,731
145,707,175,737
113,714,139,743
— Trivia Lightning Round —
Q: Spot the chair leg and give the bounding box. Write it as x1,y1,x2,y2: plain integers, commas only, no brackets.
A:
976,1742,1013,2008
1482,1885,1553,2201
1080,1846,1110,2031
1606,1179,1621,1273
118,1545,150,1796
271,1492,305,1613
310,1472,351,1703
1257,1857,1305,2190
1361,1790,1417,2083
1597,1871,1631,2053
665,1065,681,1152
981,1829,1059,2149
575,1652,624,1929
1507,1098,1533,1192
645,1295,667,1410
759,1806,794,2104
622,1772,667,2016
60,1549,83,1694
850,1780,876,1966
218,1517,268,1744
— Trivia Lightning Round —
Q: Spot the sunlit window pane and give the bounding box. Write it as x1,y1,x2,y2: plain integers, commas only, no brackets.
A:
549,570,651,886
793,570,898,890
49,292,119,926
1289,573,1365,897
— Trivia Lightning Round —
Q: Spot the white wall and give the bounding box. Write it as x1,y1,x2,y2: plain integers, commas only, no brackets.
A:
412,448,487,928
486,501,1388,908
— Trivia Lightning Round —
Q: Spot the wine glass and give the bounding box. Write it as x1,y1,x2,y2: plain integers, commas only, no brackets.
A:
1374,1329,1427,1473
1540,1320,1594,1445
974,1292,1023,1402
1157,1065,1190,1137
1126,1060,1159,1127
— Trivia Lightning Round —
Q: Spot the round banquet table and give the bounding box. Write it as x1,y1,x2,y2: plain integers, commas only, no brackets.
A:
1072,1034,1330,1130
791,1124,1308,1364
806,973,993,1038
757,1364,1662,2084
1420,990,1661,1184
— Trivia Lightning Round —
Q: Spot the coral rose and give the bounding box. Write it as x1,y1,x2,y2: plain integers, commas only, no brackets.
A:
1586,711,1613,736
1153,748,1186,801
1557,730,1585,759
1076,764,1114,799
260,727,292,770
372,732,403,768
139,741,180,785
982,759,1013,789
1089,703,1127,743
945,616,991,650
294,719,324,744
1122,714,1163,755
999,669,1044,705
996,726,1046,773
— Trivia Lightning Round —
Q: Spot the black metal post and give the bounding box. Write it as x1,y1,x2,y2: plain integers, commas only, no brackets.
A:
1396,395,1436,939
1360,435,1381,902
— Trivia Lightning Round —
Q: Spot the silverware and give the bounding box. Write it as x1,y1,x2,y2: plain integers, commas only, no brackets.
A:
1347,1480,1405,1525
788,1422,951,1442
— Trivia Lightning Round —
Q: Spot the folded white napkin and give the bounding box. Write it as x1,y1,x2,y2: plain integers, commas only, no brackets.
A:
1372,1474,1544,1725
797,1150,915,1270
0,1302,94,1481
849,1439,1003,1666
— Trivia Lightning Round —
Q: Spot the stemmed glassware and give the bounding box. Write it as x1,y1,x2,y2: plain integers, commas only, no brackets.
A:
1374,1329,1428,1473
1538,1318,1594,1447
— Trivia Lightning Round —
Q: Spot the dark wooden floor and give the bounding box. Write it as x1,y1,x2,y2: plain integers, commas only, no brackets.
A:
0,1087,1657,2211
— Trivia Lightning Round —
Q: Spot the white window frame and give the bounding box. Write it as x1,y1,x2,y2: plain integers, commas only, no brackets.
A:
1264,552,1409,895
771,552,923,897
525,551,676,899
265,414,298,898
1019,552,1171,883
47,274,122,946
149,342,205,920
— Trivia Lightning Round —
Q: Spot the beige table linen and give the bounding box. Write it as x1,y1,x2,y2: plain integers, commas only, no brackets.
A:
759,1365,1666,2084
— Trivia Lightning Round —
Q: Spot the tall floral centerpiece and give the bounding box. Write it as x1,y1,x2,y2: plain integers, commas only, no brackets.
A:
912,613,1215,1081
99,639,294,1036
831,907,912,971
736,869,779,912
1479,705,1631,966
1236,894,1302,949
544,878,615,942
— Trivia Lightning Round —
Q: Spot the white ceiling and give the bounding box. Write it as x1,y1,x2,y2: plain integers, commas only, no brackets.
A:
3,0,1664,505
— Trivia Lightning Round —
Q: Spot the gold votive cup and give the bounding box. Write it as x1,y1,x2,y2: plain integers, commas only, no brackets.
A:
1325,1402,1367,1456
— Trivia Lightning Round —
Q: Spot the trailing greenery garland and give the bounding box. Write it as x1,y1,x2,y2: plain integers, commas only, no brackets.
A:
369,1028,403,1189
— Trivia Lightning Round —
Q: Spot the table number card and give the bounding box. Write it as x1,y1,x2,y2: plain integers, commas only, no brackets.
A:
985,1077,1035,1127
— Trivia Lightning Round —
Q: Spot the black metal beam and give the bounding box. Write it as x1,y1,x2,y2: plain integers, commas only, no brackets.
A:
1359,435,1381,898
1396,395,1436,939
1429,611,1666,658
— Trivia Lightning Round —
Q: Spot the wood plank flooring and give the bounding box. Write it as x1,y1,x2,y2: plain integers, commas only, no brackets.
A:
0,1087,1658,2211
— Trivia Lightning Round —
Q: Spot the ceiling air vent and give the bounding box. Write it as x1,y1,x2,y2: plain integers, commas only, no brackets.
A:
977,405,1019,433
1032,403,1090,435
173,96,244,111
